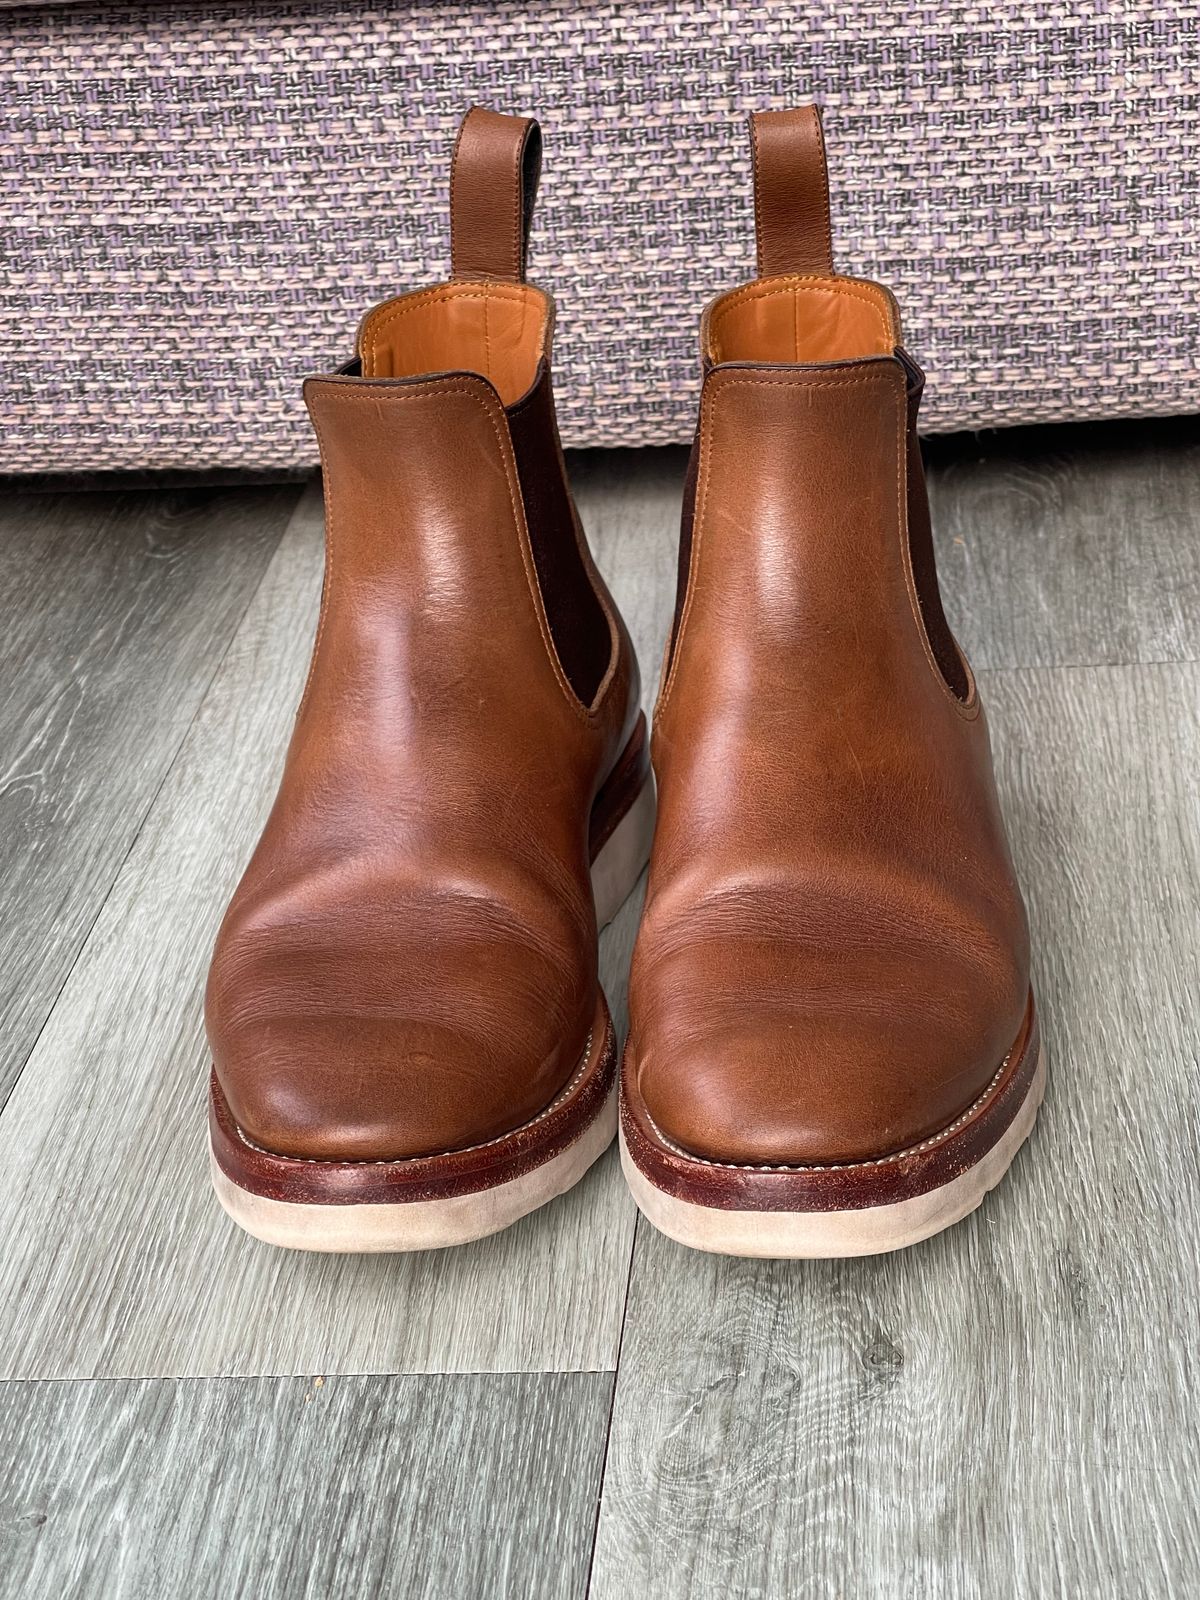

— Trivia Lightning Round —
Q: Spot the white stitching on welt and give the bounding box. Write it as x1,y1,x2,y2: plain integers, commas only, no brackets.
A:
644,1052,1013,1172
235,1031,597,1168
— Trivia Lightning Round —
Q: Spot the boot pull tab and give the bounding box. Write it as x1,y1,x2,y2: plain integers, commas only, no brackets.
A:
450,106,542,282
749,106,834,278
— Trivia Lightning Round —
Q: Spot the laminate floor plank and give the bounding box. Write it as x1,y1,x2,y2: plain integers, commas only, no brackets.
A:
0,484,296,1107
0,483,638,1380
0,1371,611,1600
927,417,1200,670
589,659,1200,1600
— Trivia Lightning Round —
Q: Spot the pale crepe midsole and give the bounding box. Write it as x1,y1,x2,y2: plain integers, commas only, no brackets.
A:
622,1048,1046,1259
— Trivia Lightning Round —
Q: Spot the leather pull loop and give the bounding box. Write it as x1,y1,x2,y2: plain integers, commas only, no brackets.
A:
749,106,834,278
450,106,542,282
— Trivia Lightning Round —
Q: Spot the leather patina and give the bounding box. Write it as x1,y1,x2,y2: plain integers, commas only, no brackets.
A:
624,106,1035,1223
205,109,644,1209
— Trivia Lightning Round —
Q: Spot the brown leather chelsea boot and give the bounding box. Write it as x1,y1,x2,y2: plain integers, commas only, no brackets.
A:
621,107,1042,1258
205,108,652,1251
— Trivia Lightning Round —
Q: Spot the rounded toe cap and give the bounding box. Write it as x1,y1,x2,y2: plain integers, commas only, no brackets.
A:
205,901,592,1162
630,961,1028,1169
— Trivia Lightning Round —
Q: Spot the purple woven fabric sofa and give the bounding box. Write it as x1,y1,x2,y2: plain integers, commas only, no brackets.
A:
1,1,1196,474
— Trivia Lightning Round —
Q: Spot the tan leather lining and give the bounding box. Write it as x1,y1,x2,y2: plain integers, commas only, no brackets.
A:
357,281,550,406
703,274,900,366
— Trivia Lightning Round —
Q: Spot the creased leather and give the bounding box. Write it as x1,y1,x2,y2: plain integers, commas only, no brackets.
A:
628,357,1030,1168
205,370,638,1162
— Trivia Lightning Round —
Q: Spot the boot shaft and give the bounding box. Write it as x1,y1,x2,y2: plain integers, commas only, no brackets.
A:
646,102,1026,974
304,106,631,726
661,106,972,741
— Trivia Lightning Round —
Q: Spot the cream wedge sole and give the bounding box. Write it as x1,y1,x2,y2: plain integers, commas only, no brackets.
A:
621,1047,1046,1259
211,1083,618,1253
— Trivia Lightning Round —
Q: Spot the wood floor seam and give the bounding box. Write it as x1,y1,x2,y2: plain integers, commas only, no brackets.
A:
583,1215,643,1598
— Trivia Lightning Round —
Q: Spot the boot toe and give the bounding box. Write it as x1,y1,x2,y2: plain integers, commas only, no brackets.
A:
206,897,592,1163
632,949,1027,1168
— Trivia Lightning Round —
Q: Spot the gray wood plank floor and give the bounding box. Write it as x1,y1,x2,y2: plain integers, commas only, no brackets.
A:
0,418,1197,1595
0,485,637,1380
0,485,295,1109
0,1373,612,1600
926,417,1200,669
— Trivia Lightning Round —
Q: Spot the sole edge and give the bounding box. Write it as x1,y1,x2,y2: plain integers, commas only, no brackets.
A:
212,1082,618,1253
621,1048,1046,1259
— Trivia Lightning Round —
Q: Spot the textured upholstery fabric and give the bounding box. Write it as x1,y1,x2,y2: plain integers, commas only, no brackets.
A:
1,2,1196,473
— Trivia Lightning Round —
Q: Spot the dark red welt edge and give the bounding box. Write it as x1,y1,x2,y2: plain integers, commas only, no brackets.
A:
621,995,1041,1214
211,1012,616,1207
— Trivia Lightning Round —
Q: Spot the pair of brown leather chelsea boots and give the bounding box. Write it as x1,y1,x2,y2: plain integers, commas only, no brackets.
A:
205,106,1043,1260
